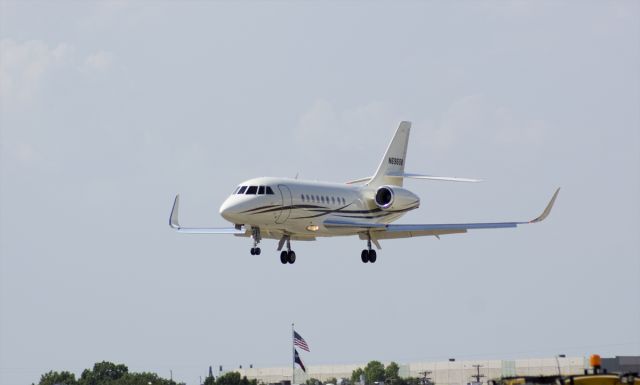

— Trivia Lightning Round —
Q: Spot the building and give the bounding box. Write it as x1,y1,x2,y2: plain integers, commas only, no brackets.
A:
235,356,593,385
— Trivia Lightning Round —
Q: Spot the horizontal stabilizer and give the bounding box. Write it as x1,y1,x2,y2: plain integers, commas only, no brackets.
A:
389,172,482,183
170,195,246,234
346,173,481,184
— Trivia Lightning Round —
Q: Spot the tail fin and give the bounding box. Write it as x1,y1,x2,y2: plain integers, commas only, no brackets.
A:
368,121,411,187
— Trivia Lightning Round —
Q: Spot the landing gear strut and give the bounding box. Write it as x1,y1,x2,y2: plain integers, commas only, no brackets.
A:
250,227,261,255
279,236,296,264
361,238,377,263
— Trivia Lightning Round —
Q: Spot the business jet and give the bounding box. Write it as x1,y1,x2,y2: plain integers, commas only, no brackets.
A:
170,121,559,264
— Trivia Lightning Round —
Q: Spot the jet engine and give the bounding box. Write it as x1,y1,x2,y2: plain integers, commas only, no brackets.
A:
374,186,420,211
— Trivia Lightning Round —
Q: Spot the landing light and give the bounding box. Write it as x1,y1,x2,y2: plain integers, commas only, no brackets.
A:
306,225,319,232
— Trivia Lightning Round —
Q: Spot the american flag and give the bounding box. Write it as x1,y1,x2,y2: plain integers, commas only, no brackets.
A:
293,330,310,352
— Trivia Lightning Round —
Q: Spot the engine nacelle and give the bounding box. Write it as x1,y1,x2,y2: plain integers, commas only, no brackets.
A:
374,185,420,211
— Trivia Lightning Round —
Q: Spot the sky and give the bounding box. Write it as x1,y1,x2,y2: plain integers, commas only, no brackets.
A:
1,1,639,384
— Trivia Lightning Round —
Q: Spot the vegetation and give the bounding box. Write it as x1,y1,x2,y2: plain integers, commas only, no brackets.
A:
350,361,421,385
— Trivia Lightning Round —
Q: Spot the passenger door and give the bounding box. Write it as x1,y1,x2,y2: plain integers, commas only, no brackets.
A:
275,185,292,224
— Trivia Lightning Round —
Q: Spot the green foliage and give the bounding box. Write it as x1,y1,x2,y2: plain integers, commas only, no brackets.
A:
364,361,385,385
325,378,337,385
113,372,179,385
351,368,364,384
214,372,256,385
79,361,129,385
384,363,400,382
38,371,77,385
204,375,216,385
306,378,321,385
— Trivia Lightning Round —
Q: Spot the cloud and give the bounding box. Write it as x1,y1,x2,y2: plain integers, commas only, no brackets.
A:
0,39,74,102
431,94,548,151
295,99,400,153
0,38,115,104
82,51,114,72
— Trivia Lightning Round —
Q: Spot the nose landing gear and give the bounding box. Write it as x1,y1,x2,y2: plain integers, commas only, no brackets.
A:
250,227,261,255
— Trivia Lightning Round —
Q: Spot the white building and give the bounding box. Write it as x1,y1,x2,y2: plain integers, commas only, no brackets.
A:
235,357,588,385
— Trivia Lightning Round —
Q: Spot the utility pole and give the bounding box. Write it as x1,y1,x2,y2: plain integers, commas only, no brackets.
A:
418,371,432,385
470,365,485,384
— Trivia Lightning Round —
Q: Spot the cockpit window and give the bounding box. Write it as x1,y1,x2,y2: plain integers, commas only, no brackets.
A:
246,186,258,194
233,187,240,194
258,186,265,195
266,186,275,195
237,186,247,194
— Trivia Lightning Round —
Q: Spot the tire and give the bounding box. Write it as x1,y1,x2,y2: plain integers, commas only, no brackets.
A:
369,250,377,263
250,248,255,255
288,251,296,264
255,247,261,255
361,249,369,263
280,251,288,264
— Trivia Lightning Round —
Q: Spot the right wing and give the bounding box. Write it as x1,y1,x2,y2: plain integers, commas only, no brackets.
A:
169,195,246,234
325,188,560,240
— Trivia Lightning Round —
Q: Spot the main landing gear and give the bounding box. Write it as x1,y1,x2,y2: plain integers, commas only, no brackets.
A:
361,238,377,263
250,227,261,255
279,236,296,264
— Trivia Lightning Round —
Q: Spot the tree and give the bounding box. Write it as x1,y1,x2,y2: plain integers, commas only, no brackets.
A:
306,378,321,385
79,361,128,385
113,372,179,385
364,361,385,385
384,362,400,382
325,378,337,385
351,368,364,384
204,375,216,385
214,372,256,385
38,371,77,385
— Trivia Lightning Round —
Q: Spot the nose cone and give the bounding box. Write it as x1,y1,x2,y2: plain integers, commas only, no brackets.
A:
219,196,244,223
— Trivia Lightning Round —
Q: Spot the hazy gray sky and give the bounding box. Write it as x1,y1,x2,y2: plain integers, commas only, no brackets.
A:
1,1,639,384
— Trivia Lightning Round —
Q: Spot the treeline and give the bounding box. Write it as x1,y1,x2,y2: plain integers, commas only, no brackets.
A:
35,361,257,385
308,361,427,385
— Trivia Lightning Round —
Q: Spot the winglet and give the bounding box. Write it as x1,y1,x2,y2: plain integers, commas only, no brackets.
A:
530,188,560,223
170,194,181,229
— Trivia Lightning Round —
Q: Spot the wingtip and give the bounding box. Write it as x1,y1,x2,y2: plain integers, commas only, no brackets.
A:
170,194,181,229
530,187,560,223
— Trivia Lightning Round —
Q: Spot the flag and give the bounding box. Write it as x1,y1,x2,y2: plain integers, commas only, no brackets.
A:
293,330,310,352
294,349,306,372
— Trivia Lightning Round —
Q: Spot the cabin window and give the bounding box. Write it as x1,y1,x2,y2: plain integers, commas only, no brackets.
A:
258,186,265,195
266,186,275,195
301,194,305,202
246,186,258,194
238,186,247,194
331,197,335,204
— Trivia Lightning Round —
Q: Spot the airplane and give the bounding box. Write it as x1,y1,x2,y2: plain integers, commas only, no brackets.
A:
169,121,559,265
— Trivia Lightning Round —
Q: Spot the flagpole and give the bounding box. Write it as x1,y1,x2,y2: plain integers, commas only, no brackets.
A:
292,322,295,385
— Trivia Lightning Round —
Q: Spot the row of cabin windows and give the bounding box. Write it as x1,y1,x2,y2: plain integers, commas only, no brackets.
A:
301,194,346,205
234,185,275,195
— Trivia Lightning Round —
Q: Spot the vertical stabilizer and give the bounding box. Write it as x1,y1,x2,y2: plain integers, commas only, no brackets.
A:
368,121,411,187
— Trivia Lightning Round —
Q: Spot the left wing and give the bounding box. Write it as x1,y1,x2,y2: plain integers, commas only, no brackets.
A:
324,188,560,240
169,195,246,234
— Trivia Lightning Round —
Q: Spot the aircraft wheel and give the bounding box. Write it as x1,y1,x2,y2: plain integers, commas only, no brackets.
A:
280,251,288,264
255,247,261,255
369,249,377,263
361,249,369,263
288,251,296,264
250,248,256,255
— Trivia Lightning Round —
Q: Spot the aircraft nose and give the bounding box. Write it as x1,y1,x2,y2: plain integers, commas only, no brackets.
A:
219,197,243,222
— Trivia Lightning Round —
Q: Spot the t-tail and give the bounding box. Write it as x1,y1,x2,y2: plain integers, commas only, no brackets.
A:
347,121,482,188
368,121,411,187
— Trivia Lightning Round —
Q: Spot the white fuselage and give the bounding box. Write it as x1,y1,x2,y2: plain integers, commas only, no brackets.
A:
219,177,420,240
